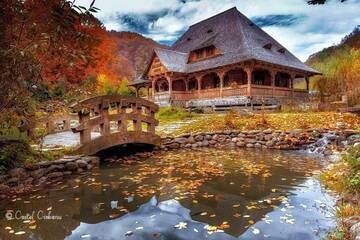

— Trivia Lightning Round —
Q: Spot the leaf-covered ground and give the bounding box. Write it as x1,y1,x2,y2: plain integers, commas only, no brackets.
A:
165,112,360,136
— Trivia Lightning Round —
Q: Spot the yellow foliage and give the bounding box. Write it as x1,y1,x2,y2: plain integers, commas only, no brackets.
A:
171,112,360,136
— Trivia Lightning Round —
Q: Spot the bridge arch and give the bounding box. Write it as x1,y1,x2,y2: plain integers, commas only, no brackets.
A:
71,95,160,155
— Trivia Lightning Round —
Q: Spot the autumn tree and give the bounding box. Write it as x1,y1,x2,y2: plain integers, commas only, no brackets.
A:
0,0,99,134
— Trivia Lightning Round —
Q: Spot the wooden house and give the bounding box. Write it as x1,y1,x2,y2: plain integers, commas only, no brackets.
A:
129,7,319,107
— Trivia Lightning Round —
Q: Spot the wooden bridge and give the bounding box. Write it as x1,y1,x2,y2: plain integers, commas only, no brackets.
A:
71,95,161,155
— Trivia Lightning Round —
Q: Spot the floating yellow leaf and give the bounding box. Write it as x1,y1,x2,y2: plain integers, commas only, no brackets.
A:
29,225,37,230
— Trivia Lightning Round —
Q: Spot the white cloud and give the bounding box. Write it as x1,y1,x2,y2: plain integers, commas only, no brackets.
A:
76,0,360,61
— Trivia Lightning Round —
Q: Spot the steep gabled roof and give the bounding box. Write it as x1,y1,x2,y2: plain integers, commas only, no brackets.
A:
154,48,188,73
154,7,319,75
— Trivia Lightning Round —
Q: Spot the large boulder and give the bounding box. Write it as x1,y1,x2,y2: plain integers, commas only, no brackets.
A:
76,160,88,168
47,172,63,180
350,222,360,240
65,162,78,171
30,168,46,179
8,168,27,179
174,138,188,144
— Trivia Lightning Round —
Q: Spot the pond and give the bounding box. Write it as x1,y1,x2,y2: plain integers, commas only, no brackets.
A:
0,148,335,239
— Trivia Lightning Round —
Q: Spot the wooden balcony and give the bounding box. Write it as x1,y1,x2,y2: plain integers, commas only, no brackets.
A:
153,84,308,103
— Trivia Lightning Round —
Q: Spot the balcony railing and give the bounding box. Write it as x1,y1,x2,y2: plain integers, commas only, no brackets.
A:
153,85,308,102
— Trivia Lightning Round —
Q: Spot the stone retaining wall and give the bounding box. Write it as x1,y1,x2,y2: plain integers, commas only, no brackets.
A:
161,128,358,153
0,155,99,199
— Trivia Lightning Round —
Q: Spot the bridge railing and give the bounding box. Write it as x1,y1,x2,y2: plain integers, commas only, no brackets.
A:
71,96,159,146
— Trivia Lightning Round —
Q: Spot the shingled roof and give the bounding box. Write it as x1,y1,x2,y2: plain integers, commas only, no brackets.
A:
147,7,319,75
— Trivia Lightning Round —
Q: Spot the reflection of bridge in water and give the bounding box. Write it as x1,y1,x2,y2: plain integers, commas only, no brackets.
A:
71,95,161,155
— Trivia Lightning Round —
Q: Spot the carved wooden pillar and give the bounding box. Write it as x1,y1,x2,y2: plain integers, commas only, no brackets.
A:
197,76,202,98
132,103,142,133
245,67,253,96
79,111,91,145
46,118,55,134
185,79,189,92
167,77,172,95
151,80,156,98
63,119,70,131
290,73,295,98
219,72,225,98
145,106,156,133
271,70,276,97
146,86,150,100
305,76,310,92
100,103,110,136
117,102,127,133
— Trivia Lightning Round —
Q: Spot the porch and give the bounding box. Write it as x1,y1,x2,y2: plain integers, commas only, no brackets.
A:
133,63,310,107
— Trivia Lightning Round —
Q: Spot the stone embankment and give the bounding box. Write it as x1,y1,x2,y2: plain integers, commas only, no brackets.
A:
0,155,99,199
161,128,359,154
1,128,359,200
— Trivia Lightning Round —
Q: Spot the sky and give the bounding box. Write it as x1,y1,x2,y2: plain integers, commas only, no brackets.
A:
77,0,360,61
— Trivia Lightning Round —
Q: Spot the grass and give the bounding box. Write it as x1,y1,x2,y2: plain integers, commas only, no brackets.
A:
168,111,360,136
320,145,360,240
25,147,75,165
156,107,195,124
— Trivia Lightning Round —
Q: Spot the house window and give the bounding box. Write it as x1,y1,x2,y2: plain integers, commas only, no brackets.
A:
196,50,203,59
206,46,215,56
189,45,218,62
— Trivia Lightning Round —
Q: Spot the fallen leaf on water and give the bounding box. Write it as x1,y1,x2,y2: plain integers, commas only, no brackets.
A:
29,225,37,230
174,222,187,229
109,213,120,219
219,221,230,229
125,231,133,236
248,220,255,225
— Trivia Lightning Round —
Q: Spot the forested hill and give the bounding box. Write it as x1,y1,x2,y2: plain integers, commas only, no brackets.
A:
306,26,360,103
110,31,165,78
307,26,360,65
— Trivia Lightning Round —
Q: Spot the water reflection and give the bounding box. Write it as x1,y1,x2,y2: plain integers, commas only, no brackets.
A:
0,148,335,239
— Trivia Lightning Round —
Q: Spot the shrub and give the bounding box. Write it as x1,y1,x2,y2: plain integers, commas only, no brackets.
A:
0,139,30,173
117,78,135,96
31,83,51,102
224,110,237,129
320,145,360,195
52,81,66,99
344,146,360,194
